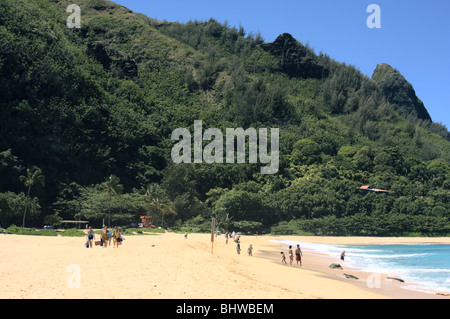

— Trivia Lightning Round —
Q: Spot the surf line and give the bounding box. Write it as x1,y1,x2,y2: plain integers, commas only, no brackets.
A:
171,120,279,174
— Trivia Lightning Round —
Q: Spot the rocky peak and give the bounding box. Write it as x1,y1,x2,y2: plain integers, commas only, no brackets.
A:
261,33,329,79
372,63,432,122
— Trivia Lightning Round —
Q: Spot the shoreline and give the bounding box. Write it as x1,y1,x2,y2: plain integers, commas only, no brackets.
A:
1,232,449,299
260,235,450,299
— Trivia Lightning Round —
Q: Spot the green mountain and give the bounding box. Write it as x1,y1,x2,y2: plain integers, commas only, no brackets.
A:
1,0,449,236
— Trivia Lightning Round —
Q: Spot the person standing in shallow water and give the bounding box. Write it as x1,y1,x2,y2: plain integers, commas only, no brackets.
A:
295,244,303,267
288,245,294,266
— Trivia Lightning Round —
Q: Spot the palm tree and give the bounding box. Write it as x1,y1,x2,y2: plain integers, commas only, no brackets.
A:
104,175,123,227
143,184,176,228
19,166,45,228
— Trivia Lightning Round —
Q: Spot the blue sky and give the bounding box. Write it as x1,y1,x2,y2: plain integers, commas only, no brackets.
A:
114,0,450,129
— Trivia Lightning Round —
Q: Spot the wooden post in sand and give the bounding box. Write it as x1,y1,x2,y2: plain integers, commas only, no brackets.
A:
211,217,215,254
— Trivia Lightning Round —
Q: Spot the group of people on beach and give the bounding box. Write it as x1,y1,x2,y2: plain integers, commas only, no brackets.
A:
223,231,253,256
281,244,303,267
230,233,303,264
86,226,123,248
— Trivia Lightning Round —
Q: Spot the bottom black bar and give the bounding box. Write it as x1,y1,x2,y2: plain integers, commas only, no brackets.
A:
2,298,437,317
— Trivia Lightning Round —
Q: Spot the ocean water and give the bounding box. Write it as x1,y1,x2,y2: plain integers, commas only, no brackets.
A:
271,239,450,295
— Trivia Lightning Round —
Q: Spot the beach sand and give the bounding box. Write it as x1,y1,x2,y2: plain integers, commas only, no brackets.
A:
0,231,449,299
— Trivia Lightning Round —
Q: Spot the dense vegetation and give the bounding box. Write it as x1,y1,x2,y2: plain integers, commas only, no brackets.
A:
1,0,449,236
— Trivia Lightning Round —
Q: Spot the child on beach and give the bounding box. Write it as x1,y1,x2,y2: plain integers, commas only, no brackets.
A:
281,252,287,264
236,239,241,255
248,244,253,256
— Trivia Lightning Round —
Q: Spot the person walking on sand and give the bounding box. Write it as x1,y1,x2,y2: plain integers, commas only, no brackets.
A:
184,231,188,239
295,244,303,267
288,245,294,266
86,226,95,248
107,228,113,246
113,226,121,248
340,251,346,262
236,239,241,255
281,251,287,264
101,226,108,248
248,244,253,256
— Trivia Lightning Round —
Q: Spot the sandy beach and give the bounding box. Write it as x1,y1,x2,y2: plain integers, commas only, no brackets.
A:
0,231,449,299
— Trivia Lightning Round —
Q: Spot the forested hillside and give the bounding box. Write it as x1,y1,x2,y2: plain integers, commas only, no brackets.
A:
1,0,449,236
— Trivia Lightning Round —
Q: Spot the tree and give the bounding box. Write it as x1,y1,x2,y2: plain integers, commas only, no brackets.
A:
44,211,62,227
290,139,321,165
104,175,123,227
143,184,176,228
79,186,148,226
19,166,44,228
213,190,269,226
0,149,21,193
0,191,40,227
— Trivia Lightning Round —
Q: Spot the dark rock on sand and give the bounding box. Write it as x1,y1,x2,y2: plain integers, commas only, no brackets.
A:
329,263,343,270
